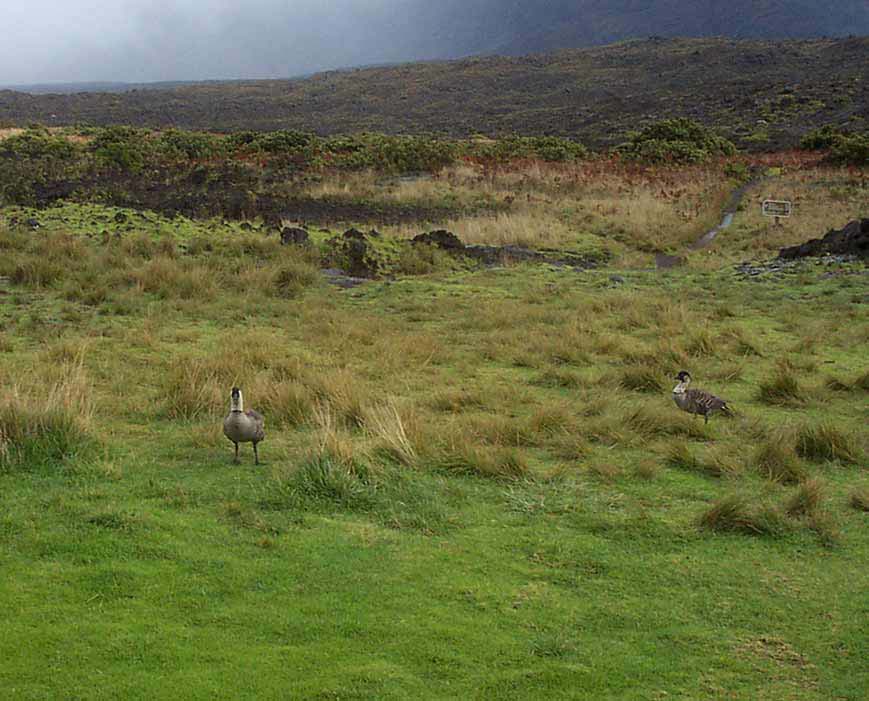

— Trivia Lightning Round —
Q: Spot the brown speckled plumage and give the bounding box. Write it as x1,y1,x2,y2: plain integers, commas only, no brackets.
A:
672,371,733,424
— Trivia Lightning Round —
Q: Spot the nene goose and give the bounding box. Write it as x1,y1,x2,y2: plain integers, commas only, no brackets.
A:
672,371,733,424
223,387,265,464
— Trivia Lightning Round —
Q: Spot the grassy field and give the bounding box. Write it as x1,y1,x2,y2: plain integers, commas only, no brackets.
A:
0,157,867,700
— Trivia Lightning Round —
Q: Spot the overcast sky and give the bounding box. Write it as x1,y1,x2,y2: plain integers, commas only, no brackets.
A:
0,0,463,85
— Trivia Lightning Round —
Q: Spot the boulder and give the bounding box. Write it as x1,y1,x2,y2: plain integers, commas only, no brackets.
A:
412,230,465,250
779,219,869,259
325,228,382,278
280,227,310,246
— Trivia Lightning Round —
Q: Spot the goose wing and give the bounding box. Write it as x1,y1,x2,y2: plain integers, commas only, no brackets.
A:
245,408,264,423
687,388,731,414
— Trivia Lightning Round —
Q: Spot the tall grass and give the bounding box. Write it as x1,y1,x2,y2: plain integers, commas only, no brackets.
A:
757,362,807,406
0,361,94,472
698,495,790,537
794,423,861,464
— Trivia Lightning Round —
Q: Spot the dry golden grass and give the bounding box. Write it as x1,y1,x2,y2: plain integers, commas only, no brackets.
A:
0,358,93,470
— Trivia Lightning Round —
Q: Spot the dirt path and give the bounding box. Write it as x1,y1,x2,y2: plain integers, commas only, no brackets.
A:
690,178,759,251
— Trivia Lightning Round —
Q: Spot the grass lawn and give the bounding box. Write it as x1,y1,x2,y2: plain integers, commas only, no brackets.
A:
0,160,867,700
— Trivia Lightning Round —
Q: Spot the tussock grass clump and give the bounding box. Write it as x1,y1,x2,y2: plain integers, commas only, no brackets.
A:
685,326,717,357
757,362,807,406
666,443,741,478
307,369,369,428
784,478,825,518
588,462,622,481
271,260,321,298
278,454,377,510
753,438,806,485
623,404,707,439
0,364,94,472
849,486,869,512
271,402,373,509
699,495,790,537
666,443,701,471
794,423,861,465
723,326,763,357
618,364,665,393
854,371,869,392
528,402,579,437
824,376,853,392
428,388,486,413
634,459,661,480
162,358,222,420
132,256,215,299
9,258,65,288
257,380,312,426
363,399,419,467
532,367,584,389
435,444,529,480
462,413,536,448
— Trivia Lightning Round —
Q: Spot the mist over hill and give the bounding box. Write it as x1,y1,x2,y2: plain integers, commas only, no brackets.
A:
424,0,869,57
2,0,868,87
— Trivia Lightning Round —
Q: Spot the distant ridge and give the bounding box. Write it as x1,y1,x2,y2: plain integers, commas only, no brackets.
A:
434,0,869,57
1,38,867,150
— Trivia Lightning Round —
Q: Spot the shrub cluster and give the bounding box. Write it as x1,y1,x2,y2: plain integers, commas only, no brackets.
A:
617,118,737,164
800,125,869,166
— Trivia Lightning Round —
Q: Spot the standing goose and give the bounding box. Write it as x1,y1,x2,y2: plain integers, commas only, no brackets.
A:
672,371,733,424
223,387,265,464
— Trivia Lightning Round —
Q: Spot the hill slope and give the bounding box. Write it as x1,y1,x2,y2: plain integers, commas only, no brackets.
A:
427,0,869,56
1,38,867,149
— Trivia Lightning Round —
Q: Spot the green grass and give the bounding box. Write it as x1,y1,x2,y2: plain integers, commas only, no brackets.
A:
1,189,868,701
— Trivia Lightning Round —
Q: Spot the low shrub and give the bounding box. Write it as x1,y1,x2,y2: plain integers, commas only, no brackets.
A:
618,118,737,164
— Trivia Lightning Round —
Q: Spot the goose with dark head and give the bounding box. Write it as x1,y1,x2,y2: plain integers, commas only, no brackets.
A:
672,371,732,424
223,387,265,464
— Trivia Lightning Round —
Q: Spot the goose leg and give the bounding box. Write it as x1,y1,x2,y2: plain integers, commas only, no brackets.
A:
233,442,239,464
253,442,259,466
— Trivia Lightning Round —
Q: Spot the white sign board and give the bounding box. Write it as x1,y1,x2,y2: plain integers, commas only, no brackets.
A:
762,200,793,218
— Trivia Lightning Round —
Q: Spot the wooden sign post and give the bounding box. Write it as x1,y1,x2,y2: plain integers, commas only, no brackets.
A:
762,199,793,226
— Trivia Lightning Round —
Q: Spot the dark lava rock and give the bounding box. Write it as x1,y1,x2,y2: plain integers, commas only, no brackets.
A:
280,227,310,246
779,219,869,260
463,244,545,266
240,222,253,231
655,252,686,269
321,268,366,289
461,244,602,270
325,229,382,278
114,212,128,224
412,230,465,250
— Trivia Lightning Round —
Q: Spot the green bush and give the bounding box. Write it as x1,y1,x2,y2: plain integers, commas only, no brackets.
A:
0,128,79,160
157,129,223,160
618,118,737,164
828,133,869,167
90,126,152,172
800,125,844,150
469,135,587,163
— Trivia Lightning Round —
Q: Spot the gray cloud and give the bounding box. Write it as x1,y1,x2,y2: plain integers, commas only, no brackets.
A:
0,0,456,85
